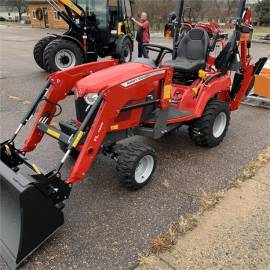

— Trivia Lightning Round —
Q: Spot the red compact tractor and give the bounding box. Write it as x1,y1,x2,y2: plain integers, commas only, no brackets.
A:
164,4,228,60
0,0,267,269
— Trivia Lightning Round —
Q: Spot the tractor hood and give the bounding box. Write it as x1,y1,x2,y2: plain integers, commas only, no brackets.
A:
75,62,153,97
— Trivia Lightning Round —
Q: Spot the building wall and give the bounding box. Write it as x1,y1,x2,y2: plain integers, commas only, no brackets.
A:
29,3,68,29
0,11,19,20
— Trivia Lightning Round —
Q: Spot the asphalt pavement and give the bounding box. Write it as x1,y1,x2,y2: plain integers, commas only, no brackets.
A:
0,25,270,270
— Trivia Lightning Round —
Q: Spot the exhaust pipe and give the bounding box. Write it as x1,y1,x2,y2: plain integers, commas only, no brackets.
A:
0,143,71,269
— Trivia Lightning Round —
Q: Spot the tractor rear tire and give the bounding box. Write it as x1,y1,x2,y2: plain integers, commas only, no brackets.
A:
43,39,84,73
33,36,56,71
114,37,133,63
116,143,156,190
188,99,230,148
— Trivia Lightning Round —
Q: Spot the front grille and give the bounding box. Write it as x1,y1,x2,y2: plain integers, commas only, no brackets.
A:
75,97,88,122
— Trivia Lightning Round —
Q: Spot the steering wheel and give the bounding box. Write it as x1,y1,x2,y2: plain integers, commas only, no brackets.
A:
142,43,173,66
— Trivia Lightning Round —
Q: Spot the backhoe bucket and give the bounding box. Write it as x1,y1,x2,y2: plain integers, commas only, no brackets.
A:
0,161,66,269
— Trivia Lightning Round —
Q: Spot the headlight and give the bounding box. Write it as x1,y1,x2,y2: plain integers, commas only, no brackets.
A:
84,93,99,105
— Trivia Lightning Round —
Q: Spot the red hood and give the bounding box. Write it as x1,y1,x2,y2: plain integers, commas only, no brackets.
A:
75,62,153,97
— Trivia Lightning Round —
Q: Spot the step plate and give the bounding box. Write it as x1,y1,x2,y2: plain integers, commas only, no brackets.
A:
147,108,193,122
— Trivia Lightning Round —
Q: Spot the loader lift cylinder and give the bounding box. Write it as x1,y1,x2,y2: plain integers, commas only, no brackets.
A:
10,81,51,142
58,95,104,171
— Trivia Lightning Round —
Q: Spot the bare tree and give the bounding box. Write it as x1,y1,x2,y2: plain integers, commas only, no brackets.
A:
132,0,250,30
225,0,238,17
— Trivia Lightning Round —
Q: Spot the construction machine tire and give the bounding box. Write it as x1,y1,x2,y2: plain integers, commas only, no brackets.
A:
114,37,133,63
188,99,230,147
33,36,56,71
43,39,84,73
116,143,156,190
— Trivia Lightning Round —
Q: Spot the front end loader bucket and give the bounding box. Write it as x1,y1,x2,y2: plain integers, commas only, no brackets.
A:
0,143,71,269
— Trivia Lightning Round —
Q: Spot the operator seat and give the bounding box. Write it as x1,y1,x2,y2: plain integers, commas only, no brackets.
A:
163,28,209,73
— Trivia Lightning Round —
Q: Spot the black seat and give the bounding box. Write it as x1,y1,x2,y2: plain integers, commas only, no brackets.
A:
164,28,209,73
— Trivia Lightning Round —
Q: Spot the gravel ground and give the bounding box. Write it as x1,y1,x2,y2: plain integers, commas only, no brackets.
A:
0,26,270,270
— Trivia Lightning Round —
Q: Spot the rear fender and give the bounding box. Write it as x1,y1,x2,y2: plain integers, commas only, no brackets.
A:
54,34,85,56
61,34,83,50
193,74,231,117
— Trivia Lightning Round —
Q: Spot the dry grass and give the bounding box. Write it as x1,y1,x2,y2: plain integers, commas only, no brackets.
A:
230,147,270,187
201,191,225,211
161,179,170,189
138,255,157,268
253,27,270,36
209,26,270,38
149,228,177,254
149,215,198,254
177,215,198,234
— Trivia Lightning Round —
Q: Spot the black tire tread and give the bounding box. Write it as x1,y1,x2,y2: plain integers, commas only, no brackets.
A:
43,39,84,73
114,37,133,63
33,36,56,70
116,142,156,190
188,99,230,148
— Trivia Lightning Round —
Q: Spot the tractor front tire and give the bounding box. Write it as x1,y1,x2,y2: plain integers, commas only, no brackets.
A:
33,36,56,71
188,99,230,147
116,143,156,190
43,39,84,73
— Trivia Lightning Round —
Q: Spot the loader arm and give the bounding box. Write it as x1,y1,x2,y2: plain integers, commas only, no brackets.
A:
47,0,84,29
59,0,84,16
22,60,117,153
47,0,84,17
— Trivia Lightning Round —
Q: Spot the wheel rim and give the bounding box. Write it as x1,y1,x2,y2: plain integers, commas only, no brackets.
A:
213,112,227,138
135,155,154,184
123,45,131,62
55,49,76,70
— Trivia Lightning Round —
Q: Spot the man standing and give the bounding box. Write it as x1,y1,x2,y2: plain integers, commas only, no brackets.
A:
132,12,150,58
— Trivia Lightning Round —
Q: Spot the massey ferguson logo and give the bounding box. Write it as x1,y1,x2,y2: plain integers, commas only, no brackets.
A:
121,70,166,88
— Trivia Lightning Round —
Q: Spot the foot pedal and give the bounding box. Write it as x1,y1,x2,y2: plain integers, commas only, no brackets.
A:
153,109,168,139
